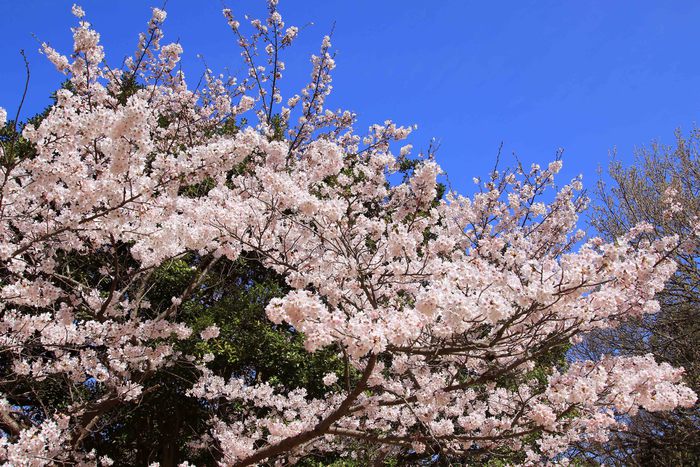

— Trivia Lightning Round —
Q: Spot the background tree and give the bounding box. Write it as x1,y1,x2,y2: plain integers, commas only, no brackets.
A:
576,128,700,466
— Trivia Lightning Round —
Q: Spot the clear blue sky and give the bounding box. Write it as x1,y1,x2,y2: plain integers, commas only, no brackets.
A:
1,1,700,195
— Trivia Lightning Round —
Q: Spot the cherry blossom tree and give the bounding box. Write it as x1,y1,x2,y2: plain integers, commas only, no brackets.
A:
0,3,695,466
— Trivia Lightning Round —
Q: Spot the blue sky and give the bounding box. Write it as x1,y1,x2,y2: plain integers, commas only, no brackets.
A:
1,1,700,196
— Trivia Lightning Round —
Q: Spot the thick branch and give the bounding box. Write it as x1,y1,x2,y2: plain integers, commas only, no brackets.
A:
233,354,377,467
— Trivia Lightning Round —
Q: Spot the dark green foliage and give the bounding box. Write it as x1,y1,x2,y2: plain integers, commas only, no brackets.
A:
71,253,348,466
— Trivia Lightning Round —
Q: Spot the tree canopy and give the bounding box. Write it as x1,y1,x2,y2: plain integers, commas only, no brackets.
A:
0,3,696,466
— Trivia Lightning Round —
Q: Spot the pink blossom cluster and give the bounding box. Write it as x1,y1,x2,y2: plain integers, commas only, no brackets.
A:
0,3,695,465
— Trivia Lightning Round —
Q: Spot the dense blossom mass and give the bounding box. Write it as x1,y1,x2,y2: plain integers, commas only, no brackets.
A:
0,3,696,466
